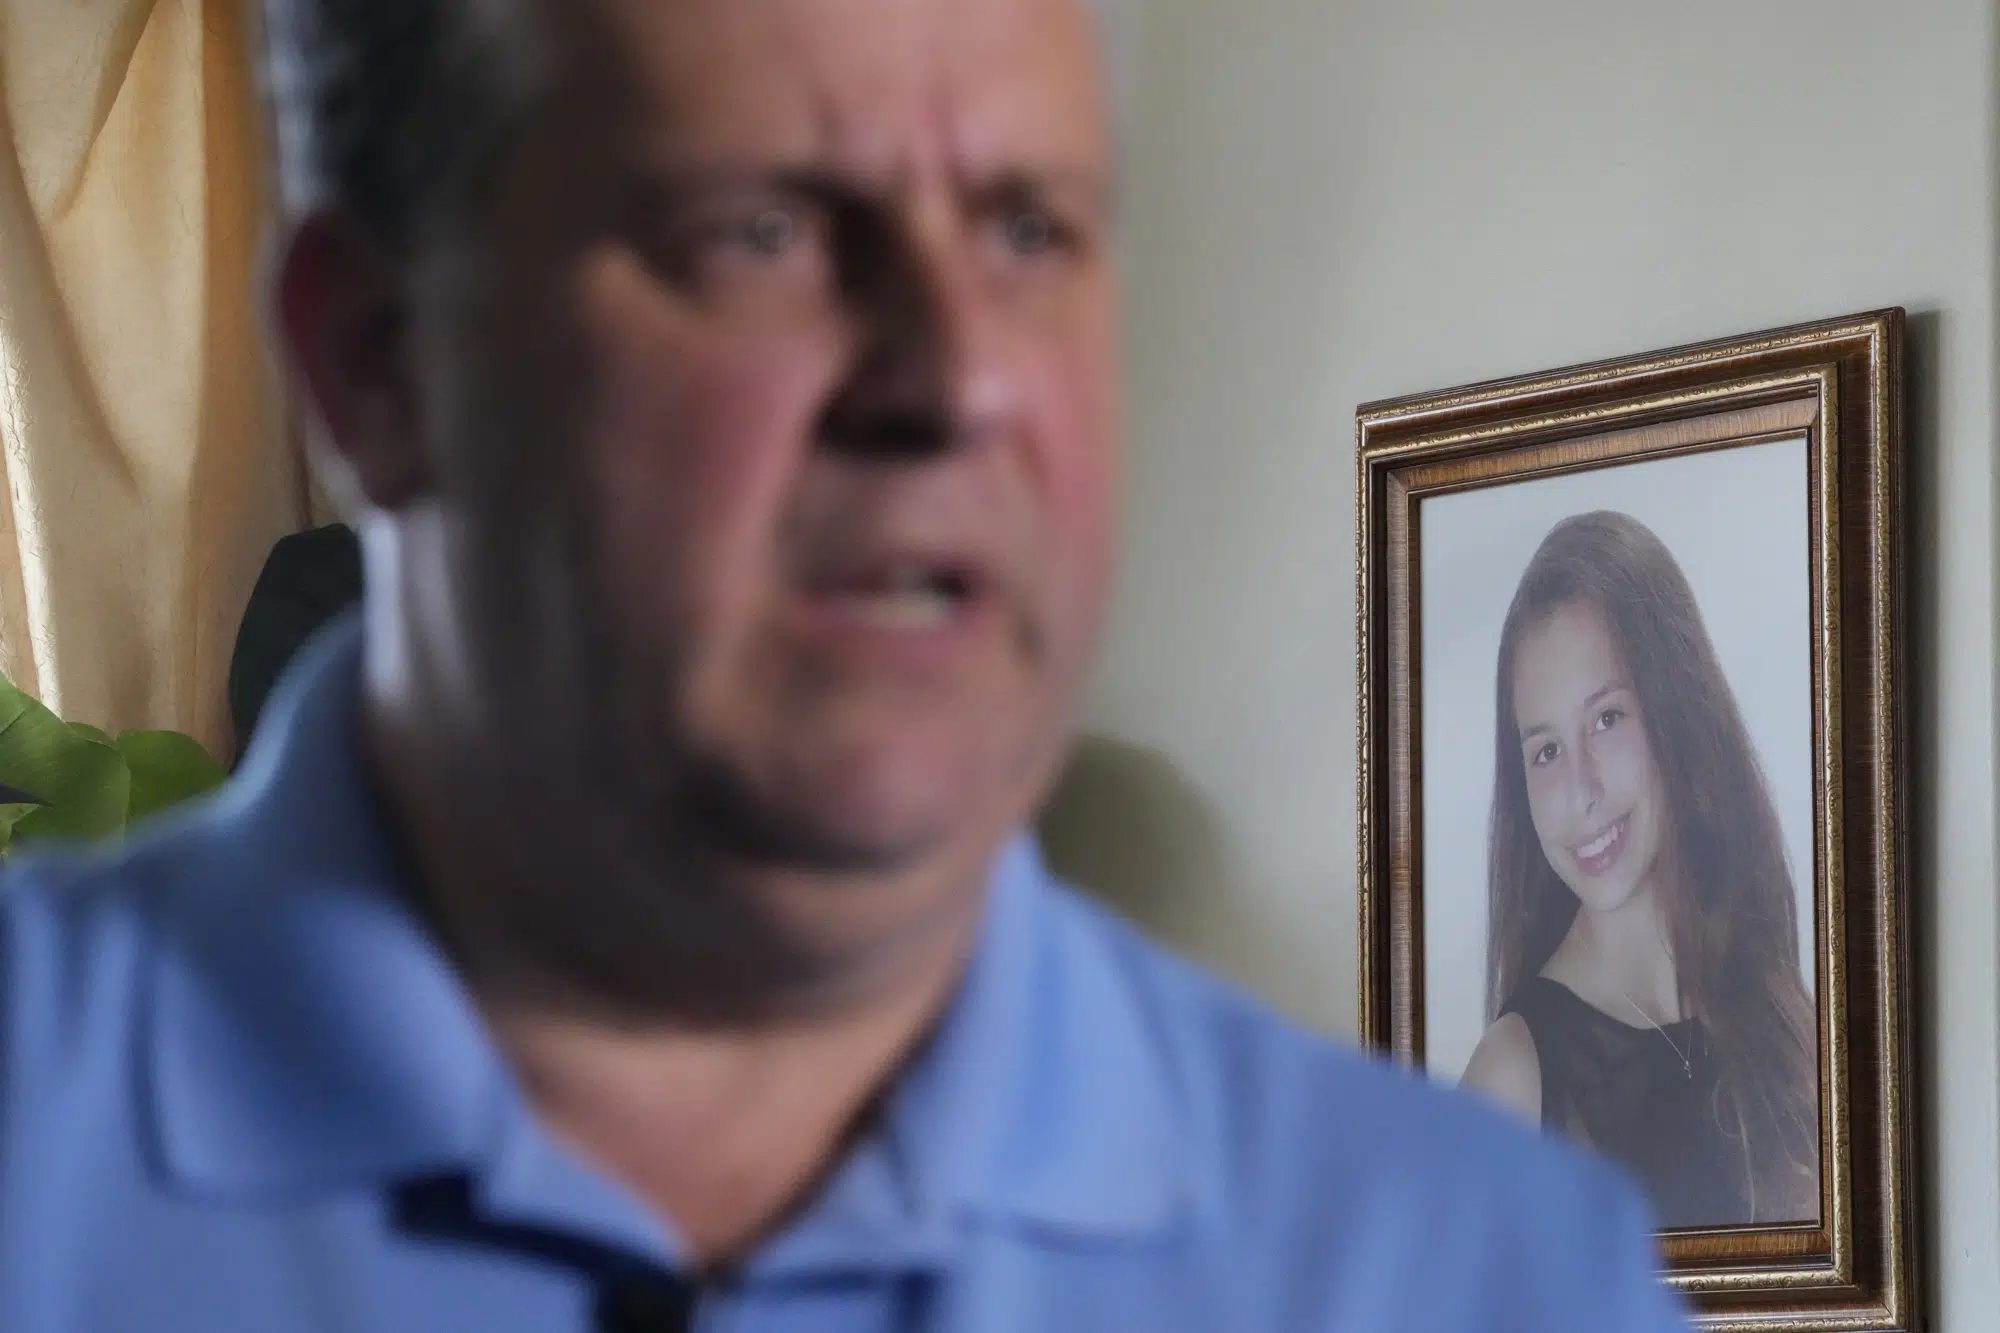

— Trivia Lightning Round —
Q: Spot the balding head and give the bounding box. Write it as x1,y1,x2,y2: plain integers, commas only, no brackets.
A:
262,0,1132,250
270,0,1127,1017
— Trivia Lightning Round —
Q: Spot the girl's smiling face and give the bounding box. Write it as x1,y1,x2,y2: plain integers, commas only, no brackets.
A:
1511,600,1668,917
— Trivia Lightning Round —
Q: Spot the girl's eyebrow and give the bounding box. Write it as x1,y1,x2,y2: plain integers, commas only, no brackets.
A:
1581,681,1632,709
1516,681,1632,744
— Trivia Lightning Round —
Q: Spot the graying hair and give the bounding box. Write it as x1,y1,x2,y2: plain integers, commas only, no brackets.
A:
263,0,1136,248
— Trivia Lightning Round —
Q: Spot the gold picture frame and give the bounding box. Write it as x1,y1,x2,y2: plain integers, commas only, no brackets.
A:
1355,310,1916,1331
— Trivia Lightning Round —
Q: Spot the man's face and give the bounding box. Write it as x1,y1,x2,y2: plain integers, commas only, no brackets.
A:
413,0,1121,884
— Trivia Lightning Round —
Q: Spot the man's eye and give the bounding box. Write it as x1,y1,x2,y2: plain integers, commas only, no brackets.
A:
656,201,822,266
743,208,797,256
705,207,800,259
1003,209,1056,256
996,206,1088,262
646,200,835,301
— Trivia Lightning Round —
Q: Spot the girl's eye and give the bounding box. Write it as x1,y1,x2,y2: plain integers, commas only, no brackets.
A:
1532,742,1560,768
1595,707,1625,732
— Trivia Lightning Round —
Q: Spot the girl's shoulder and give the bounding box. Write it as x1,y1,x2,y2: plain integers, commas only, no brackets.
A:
1461,1012,1543,1126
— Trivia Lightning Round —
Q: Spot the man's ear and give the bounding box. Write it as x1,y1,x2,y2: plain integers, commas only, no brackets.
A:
271,210,434,511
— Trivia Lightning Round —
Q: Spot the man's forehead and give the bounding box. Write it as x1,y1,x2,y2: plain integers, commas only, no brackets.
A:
555,0,1111,179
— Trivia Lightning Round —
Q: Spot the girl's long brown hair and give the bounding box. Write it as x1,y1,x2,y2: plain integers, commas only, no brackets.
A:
1484,510,1819,1222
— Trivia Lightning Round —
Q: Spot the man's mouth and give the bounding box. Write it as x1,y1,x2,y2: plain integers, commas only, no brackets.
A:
1569,815,1629,874
817,565,976,631
794,555,994,647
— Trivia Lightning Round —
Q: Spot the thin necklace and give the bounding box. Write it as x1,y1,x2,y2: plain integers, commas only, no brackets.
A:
1603,976,1692,1079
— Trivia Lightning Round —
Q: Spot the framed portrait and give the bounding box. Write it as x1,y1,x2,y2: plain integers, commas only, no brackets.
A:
1356,310,1917,1330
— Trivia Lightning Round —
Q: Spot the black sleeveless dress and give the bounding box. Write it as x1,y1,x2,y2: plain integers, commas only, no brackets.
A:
1503,976,1746,1229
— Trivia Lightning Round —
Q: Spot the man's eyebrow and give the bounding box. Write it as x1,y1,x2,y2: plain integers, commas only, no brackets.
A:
964,167,1116,215
625,164,857,207
969,165,1111,193
625,162,1113,210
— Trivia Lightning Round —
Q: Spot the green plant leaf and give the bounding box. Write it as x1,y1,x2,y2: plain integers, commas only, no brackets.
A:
0,799,43,856
70,723,113,747
0,679,130,847
116,730,227,824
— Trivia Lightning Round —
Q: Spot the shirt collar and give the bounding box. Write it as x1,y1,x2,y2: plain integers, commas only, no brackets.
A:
143,614,509,1197
142,614,1187,1264
884,838,1187,1235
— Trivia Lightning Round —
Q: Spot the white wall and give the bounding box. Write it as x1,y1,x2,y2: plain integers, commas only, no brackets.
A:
1039,0,1999,1324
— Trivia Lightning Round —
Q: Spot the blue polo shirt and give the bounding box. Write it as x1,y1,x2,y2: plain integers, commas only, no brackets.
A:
0,620,1688,1331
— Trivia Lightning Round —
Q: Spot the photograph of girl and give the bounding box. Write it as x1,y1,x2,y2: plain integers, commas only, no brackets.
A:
1456,507,1821,1229
1372,315,1917,1322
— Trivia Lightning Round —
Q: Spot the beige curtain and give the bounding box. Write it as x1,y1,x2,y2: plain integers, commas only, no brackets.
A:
0,0,309,758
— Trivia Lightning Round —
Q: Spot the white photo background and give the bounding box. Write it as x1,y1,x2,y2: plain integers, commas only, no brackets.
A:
1420,437,1816,1085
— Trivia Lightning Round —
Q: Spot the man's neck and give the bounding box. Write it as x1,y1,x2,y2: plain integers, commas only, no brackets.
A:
415,800,984,1271
486,914,976,1272
359,628,991,1271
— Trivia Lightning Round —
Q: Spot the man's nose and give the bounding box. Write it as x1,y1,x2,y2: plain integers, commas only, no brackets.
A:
816,211,1015,462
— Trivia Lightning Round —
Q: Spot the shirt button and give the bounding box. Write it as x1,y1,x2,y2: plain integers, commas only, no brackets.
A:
595,1273,697,1333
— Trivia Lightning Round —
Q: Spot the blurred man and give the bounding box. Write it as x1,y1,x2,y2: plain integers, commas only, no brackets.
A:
0,0,1688,1328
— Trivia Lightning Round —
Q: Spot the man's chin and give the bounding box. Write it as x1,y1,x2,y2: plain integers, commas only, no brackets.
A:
684,775,971,877
733,815,942,877
665,719,1049,878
